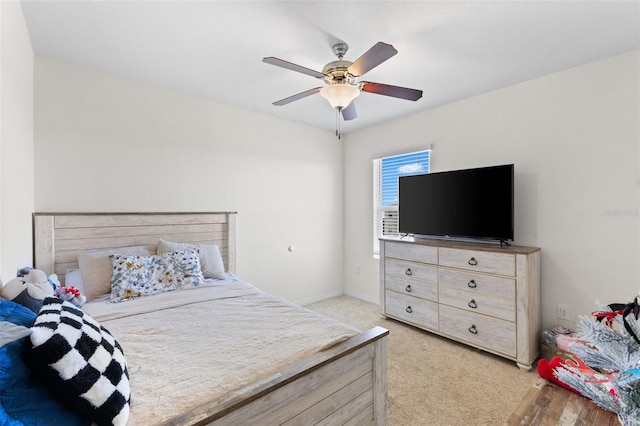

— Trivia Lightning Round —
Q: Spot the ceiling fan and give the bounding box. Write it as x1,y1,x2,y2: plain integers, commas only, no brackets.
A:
262,41,423,125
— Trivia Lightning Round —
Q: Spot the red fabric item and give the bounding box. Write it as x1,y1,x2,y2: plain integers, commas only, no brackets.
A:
537,356,583,396
593,309,623,327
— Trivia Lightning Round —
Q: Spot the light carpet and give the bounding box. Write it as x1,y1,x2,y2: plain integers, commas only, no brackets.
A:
307,295,539,426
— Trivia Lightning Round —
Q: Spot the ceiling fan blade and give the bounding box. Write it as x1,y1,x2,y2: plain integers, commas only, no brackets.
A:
361,82,423,101
262,57,324,79
341,102,357,121
347,42,398,77
273,87,322,106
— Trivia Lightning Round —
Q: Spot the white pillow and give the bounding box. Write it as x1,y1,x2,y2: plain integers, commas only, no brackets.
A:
157,240,225,280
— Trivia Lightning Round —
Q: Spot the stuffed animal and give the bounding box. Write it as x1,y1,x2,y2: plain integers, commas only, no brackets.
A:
1,269,55,313
54,285,86,308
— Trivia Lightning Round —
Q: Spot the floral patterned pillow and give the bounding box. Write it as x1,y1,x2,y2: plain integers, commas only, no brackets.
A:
109,249,205,303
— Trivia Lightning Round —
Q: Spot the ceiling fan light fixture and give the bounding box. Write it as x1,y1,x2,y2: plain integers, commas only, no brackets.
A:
319,84,360,109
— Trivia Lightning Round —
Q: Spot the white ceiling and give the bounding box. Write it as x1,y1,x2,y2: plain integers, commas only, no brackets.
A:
21,1,640,135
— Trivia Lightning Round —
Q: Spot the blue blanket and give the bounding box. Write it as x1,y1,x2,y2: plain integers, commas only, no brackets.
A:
0,300,89,426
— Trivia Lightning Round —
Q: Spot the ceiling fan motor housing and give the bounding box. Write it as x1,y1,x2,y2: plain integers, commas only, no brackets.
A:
322,60,358,85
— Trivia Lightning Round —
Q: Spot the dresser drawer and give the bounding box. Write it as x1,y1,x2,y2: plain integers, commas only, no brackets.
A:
386,276,437,302
439,305,516,357
438,268,515,300
385,290,438,331
439,248,515,276
385,259,437,299
384,241,437,264
439,286,515,321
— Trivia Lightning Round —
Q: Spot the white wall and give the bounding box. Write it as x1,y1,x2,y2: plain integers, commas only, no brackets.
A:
31,49,640,328
34,56,344,303
344,50,640,330
0,1,34,281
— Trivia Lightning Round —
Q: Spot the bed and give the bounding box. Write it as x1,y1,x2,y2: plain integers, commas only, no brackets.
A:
23,212,388,425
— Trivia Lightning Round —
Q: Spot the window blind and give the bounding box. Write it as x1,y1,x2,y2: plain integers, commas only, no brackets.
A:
373,150,430,256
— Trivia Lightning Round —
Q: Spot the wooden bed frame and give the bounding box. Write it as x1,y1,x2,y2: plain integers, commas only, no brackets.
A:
33,212,388,426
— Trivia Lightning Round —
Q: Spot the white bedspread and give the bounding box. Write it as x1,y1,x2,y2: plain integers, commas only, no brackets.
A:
83,278,358,425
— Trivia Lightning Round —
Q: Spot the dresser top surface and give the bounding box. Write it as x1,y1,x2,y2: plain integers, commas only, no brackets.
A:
380,236,540,255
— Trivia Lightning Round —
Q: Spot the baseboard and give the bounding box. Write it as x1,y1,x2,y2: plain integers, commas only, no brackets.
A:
343,289,378,305
296,289,379,307
296,289,344,306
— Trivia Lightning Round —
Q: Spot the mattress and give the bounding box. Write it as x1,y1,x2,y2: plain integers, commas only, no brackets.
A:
82,276,359,425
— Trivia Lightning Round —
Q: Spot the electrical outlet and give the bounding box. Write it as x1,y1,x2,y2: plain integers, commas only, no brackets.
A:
557,304,570,320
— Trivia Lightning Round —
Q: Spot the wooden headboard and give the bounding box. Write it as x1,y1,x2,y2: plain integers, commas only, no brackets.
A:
33,212,237,280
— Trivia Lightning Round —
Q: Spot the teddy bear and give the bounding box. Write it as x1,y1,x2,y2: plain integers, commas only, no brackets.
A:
1,269,55,313
2,269,87,312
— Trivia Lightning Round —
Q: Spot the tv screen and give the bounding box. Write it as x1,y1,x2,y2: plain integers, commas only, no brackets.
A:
398,164,514,242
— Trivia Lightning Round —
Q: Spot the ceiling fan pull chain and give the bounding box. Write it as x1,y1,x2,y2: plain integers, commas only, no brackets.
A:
336,108,341,140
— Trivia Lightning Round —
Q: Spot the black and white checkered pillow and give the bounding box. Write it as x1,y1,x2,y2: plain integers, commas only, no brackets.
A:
24,297,130,426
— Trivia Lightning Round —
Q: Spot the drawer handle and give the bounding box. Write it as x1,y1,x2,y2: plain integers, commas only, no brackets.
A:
406,306,413,313
468,257,478,266
405,268,413,276
468,299,478,309
468,325,478,335
467,279,477,288
405,285,412,293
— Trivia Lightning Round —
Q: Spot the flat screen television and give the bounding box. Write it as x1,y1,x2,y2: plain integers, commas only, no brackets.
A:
398,164,514,243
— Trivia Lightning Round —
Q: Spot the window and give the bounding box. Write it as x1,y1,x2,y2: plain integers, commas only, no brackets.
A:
373,149,430,256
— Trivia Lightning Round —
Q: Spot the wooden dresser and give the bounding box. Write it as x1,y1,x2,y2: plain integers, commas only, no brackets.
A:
380,237,541,370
